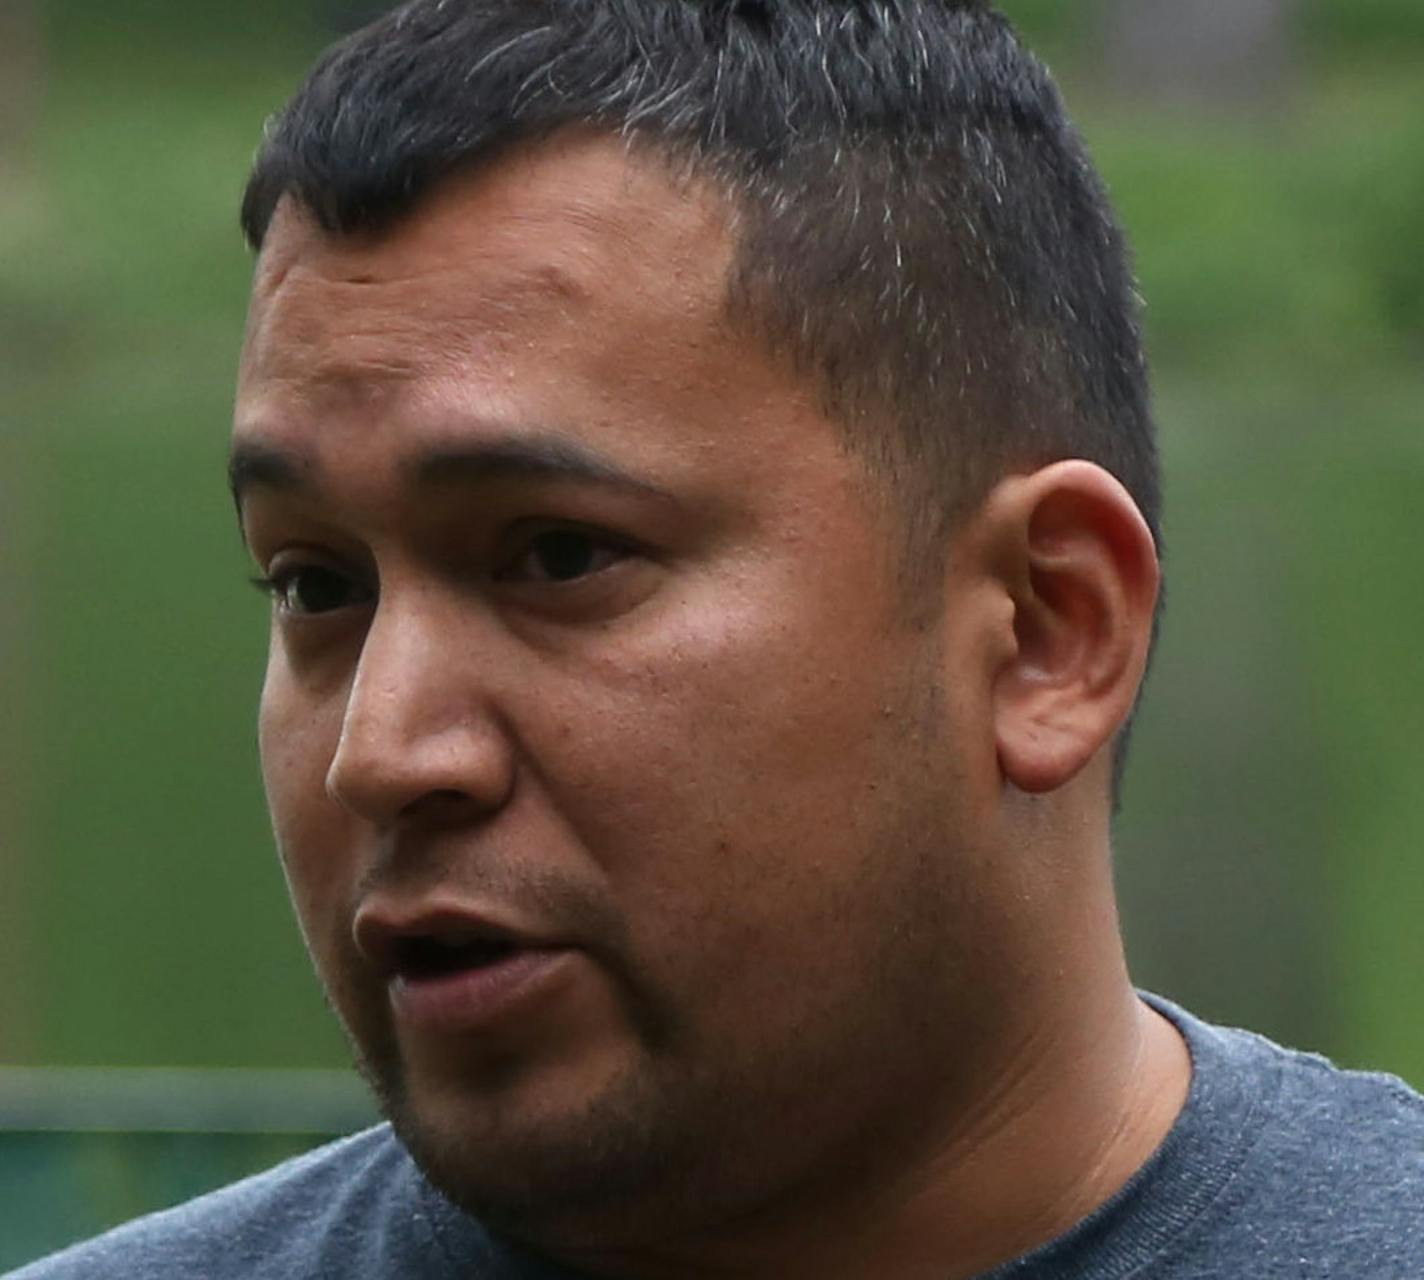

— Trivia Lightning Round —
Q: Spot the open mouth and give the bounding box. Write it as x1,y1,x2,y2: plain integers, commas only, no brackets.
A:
392,935,520,981
366,914,575,1031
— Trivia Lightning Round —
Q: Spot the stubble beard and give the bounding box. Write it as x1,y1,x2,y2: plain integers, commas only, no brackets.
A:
330,672,979,1253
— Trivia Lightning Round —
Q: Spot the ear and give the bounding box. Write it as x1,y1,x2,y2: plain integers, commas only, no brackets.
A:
981,461,1160,795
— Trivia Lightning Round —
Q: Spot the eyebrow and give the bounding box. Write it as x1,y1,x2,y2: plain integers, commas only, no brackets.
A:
227,434,678,512
228,441,308,507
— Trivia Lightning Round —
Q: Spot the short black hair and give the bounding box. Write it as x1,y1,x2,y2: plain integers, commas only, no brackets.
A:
241,0,1161,797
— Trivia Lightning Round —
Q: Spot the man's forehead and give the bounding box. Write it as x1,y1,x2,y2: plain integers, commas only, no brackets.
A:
243,134,736,368
231,134,774,506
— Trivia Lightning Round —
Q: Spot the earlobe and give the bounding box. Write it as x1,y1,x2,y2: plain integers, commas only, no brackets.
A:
987,462,1159,796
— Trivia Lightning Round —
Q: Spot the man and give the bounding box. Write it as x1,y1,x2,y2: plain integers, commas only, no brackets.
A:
11,2,1422,1277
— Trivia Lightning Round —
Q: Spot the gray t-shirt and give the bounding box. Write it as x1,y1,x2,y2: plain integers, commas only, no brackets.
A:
8,997,1423,1278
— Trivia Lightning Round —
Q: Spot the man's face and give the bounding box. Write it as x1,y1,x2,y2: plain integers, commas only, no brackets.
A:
234,135,1002,1240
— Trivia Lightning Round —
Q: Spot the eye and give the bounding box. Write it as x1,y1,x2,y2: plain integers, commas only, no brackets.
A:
253,565,373,616
495,527,631,585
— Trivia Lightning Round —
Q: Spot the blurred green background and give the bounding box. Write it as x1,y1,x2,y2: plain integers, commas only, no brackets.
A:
2,0,1422,1266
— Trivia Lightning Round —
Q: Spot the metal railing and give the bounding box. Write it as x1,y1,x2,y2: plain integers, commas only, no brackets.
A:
0,1068,378,1271
0,1066,376,1135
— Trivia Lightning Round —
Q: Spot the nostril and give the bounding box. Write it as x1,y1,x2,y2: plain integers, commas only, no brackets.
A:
426,788,476,806
394,782,514,825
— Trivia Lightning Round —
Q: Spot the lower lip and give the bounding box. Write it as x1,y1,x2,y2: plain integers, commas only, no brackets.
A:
389,949,576,1034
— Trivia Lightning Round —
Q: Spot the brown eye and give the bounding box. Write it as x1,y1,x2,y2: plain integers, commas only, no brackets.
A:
498,529,629,584
257,566,372,615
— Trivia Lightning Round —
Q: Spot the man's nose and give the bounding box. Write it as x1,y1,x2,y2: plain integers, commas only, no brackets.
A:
324,600,516,827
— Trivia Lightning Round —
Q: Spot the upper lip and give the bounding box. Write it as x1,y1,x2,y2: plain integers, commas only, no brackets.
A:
353,898,566,979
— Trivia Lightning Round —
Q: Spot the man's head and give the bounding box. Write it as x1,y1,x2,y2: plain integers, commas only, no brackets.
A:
241,0,1159,591
232,0,1162,1262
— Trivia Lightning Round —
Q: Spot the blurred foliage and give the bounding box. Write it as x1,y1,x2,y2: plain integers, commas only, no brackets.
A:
1302,0,1424,49
1007,0,1424,55
1098,71,1424,372
3,1,1422,1091
4,9,349,1069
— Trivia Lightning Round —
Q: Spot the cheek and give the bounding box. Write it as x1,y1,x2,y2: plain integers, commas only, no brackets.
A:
531,580,943,980
258,665,353,947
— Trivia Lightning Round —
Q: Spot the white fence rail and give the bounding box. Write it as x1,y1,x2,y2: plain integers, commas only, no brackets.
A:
0,1067,377,1134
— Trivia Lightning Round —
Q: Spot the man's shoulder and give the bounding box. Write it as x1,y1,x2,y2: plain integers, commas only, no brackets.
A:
1155,1005,1424,1276
3,1126,427,1280
1216,1017,1424,1178
1243,1023,1424,1201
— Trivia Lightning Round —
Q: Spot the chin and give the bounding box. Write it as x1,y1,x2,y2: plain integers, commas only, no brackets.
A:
381,1053,701,1245
324,959,704,1239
